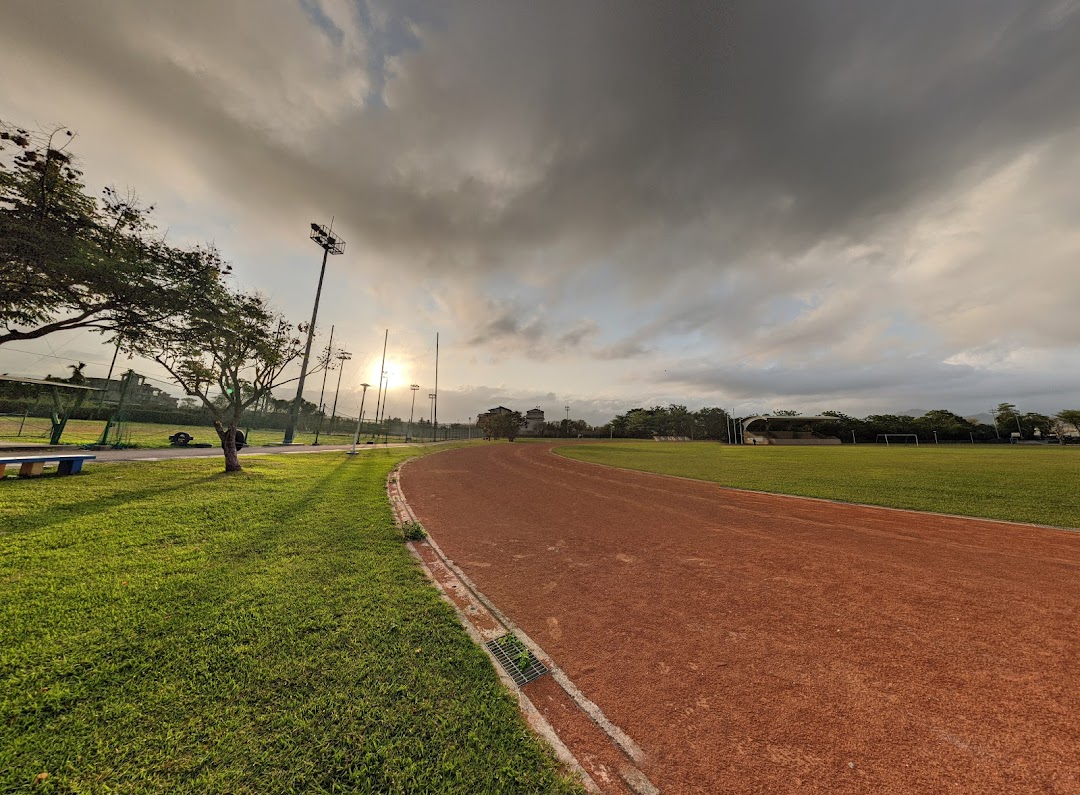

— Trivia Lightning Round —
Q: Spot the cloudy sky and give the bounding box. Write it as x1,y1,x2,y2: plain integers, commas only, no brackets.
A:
2,1,1079,423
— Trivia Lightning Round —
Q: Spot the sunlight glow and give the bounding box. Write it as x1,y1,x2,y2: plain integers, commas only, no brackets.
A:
369,358,408,389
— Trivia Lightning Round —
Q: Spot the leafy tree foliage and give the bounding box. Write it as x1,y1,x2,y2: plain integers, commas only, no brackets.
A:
0,120,223,346
129,255,305,472
478,410,525,441
608,405,733,439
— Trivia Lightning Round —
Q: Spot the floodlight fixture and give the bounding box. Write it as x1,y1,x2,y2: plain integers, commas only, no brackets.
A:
309,222,345,255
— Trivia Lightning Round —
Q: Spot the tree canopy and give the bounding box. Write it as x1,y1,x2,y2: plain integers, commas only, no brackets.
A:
0,121,224,347
128,248,306,472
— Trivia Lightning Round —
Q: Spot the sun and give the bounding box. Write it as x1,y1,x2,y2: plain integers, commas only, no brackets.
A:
369,358,409,389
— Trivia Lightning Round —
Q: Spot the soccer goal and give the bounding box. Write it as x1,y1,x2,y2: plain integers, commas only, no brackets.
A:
875,434,919,446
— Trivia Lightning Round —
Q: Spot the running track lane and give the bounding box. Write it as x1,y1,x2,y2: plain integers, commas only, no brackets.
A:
401,442,1080,795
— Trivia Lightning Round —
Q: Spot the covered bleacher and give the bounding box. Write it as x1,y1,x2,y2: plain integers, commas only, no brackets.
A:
739,415,841,446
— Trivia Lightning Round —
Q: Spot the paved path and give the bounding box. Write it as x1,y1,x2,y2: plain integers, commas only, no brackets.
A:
402,442,1080,795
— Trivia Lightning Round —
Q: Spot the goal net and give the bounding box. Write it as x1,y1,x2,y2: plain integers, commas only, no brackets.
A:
875,434,919,446
0,412,52,439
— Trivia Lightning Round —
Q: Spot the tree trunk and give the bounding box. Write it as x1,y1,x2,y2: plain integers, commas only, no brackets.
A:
215,419,242,473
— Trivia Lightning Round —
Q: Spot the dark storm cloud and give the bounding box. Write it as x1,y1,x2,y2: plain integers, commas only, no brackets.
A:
5,0,1078,281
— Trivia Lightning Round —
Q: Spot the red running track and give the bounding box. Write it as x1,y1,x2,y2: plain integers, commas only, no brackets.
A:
402,443,1080,794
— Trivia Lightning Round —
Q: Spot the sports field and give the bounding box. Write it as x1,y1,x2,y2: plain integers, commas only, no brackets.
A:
557,441,1080,528
0,450,581,794
402,442,1080,794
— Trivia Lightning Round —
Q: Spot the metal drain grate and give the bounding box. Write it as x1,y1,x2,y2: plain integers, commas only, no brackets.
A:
486,634,548,687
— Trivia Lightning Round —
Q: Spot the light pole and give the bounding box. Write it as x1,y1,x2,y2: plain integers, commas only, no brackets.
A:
284,222,344,444
327,349,352,437
468,416,472,441
312,325,335,445
408,384,420,442
348,383,371,455
429,393,437,442
564,404,570,437
371,368,388,439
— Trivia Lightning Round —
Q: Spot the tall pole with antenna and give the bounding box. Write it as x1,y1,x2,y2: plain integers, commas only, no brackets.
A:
327,349,351,437
408,384,420,442
312,324,334,445
371,329,388,438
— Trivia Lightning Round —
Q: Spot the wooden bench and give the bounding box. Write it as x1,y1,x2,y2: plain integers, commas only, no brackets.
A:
0,454,96,478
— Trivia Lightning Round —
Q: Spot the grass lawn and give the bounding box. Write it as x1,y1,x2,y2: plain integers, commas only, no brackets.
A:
0,417,416,449
557,442,1080,528
0,451,582,794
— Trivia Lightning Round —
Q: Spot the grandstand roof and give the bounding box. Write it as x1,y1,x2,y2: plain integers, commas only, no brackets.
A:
0,374,101,391
741,415,835,428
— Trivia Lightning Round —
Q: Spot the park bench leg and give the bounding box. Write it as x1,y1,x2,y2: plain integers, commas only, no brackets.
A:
57,460,75,475
19,462,45,477
66,459,86,474
0,463,6,478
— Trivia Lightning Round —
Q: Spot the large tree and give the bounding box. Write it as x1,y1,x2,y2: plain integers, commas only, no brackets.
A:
478,410,525,441
0,120,223,346
130,258,305,472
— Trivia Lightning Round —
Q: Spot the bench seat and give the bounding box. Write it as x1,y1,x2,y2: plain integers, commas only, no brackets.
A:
0,454,96,478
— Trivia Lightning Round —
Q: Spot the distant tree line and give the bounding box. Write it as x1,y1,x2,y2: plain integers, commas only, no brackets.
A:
596,403,1080,443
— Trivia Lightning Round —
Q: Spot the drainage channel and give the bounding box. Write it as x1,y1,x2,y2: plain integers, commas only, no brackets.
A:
486,634,549,687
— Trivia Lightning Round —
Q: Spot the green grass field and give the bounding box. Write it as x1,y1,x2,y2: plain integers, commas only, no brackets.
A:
557,442,1080,528
0,451,581,794
0,417,417,449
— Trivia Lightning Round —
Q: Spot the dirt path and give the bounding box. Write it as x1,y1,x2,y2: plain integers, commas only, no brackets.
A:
401,442,1080,794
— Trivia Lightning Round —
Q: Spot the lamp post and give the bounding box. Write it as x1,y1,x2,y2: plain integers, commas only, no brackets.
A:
408,384,420,442
429,393,437,442
564,404,570,437
348,383,371,455
312,325,335,445
468,416,472,441
327,349,352,437
284,222,344,444
371,368,388,438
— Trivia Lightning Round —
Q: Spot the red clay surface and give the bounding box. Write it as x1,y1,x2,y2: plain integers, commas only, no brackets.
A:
402,442,1080,794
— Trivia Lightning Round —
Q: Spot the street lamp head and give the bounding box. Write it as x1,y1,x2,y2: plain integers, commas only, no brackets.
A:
360,382,371,389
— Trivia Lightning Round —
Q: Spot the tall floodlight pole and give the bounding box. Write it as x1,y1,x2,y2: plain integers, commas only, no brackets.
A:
432,332,439,443
327,349,351,437
312,325,335,445
565,404,570,437
284,222,344,444
408,384,420,442
468,416,472,441
371,330,388,438
348,382,371,455
429,393,436,442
